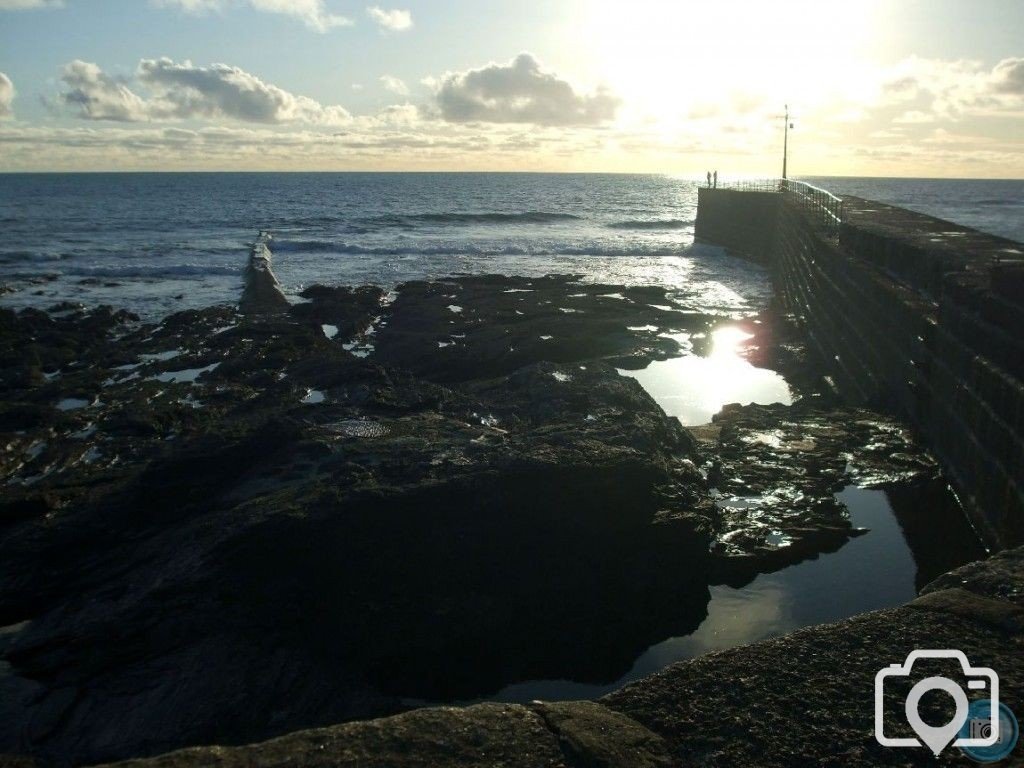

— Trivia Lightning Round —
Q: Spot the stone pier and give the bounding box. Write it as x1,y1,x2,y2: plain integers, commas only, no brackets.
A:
696,186,1024,548
239,232,289,315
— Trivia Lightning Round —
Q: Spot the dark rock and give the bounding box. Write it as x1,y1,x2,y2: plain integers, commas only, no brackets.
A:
373,275,709,382
95,703,568,768
921,546,1024,607
0,278,717,766
531,701,672,768
289,284,384,341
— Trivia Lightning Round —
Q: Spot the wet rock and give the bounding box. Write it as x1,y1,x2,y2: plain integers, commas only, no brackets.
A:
373,275,710,382
708,401,942,583
289,284,385,342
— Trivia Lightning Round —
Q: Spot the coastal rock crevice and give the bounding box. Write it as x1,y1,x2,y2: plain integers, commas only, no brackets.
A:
0,273,991,766
0,276,715,765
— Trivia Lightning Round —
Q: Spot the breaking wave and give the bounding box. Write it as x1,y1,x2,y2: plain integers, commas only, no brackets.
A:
269,239,699,258
606,218,693,230
367,211,582,227
0,250,65,263
64,264,242,278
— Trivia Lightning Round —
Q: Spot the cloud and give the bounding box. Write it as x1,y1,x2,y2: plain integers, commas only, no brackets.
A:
366,6,411,31
154,0,352,32
59,58,351,125
0,0,63,8
0,120,526,171
432,53,619,126
60,61,150,122
0,73,12,118
991,57,1024,95
379,75,408,95
881,57,1024,119
137,58,351,124
892,110,934,124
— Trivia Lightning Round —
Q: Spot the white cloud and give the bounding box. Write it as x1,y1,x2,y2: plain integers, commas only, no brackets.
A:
366,6,411,31
0,120,535,171
892,110,934,124
432,53,619,126
60,61,150,122
881,56,1024,119
59,58,351,125
152,0,218,10
991,57,1024,96
154,0,352,32
379,75,408,95
138,58,350,124
0,73,13,118
0,0,63,8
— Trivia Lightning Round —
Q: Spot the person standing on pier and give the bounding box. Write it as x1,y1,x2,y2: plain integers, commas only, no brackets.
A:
707,171,712,188
713,171,718,188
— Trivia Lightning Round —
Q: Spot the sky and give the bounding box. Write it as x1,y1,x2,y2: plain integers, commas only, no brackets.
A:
0,0,1022,176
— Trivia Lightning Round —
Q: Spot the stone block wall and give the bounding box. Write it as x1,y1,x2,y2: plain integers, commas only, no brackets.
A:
696,188,1024,548
694,188,780,262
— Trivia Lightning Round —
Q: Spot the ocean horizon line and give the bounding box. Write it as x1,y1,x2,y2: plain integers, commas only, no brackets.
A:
1,169,1023,182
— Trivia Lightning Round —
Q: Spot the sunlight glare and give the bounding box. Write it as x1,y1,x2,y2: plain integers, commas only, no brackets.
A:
574,0,884,130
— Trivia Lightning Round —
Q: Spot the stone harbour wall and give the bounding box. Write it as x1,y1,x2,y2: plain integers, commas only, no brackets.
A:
696,187,1024,548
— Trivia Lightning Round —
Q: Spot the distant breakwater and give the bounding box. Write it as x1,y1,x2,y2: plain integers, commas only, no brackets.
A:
696,185,1024,548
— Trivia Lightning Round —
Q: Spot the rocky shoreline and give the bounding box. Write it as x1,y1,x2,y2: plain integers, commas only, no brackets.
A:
0,257,1005,766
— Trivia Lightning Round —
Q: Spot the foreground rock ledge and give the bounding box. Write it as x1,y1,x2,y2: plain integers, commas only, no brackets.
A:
76,548,1022,768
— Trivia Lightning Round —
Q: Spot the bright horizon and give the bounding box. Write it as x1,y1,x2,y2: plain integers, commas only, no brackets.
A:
1,0,1022,177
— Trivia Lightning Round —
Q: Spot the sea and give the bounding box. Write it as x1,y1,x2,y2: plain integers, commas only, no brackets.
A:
2,173,1021,321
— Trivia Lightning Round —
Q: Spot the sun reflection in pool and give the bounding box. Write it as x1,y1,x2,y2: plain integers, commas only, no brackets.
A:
618,324,793,425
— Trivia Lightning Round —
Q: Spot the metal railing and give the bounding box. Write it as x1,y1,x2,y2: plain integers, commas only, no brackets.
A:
712,177,843,235
781,179,843,235
712,178,782,194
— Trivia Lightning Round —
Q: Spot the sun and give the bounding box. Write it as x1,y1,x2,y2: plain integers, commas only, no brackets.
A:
569,0,884,128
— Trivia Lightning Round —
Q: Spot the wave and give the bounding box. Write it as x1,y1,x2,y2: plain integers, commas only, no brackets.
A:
63,264,242,278
267,240,711,258
971,198,1021,207
606,218,693,230
0,250,65,263
269,239,343,253
366,211,582,227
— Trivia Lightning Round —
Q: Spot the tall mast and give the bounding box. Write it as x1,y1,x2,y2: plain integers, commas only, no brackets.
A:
783,104,789,180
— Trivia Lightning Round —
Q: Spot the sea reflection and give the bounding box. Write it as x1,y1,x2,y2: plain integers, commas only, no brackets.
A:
478,482,984,704
618,324,793,425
